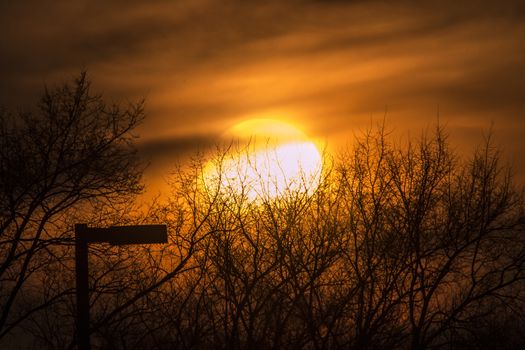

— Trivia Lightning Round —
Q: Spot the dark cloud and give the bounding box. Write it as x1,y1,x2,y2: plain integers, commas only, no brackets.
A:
138,133,220,160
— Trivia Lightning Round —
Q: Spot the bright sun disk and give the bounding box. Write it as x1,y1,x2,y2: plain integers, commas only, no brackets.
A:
203,119,322,201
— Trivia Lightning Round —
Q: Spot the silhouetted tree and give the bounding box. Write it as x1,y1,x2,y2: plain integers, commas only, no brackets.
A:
131,126,522,350
0,72,145,344
331,127,525,350
3,73,524,350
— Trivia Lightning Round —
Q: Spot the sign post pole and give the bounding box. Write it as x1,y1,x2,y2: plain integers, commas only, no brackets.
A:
75,224,90,350
74,224,167,350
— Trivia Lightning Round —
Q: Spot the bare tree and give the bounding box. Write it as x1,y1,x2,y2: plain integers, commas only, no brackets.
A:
390,132,525,350
4,76,523,350
150,126,522,350
75,125,525,350
0,72,145,344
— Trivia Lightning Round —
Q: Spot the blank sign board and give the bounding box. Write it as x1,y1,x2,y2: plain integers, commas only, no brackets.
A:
76,224,168,245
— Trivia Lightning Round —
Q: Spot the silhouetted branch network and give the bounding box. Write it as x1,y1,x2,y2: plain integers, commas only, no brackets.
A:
1,74,525,350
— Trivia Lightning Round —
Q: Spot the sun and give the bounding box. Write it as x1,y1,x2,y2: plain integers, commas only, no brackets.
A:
203,119,323,201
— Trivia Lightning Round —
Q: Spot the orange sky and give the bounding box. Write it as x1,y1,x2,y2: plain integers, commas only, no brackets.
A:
1,0,525,184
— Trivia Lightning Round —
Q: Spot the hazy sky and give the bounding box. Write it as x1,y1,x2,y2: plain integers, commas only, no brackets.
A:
1,0,525,182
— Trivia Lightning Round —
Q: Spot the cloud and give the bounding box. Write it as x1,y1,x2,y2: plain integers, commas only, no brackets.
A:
1,0,525,179
138,133,219,160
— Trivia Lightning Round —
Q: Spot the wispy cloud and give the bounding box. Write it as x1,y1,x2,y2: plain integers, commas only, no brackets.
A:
1,0,524,175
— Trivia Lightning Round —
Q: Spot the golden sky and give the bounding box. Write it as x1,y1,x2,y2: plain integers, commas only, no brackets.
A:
1,0,525,182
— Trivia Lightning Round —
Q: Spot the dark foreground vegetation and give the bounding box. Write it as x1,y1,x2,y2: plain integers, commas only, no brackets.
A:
1,75,524,349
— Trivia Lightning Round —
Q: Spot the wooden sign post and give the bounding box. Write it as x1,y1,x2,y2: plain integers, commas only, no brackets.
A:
74,224,167,350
